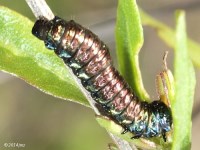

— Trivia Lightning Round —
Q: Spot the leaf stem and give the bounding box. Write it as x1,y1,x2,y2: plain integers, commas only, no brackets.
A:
25,0,135,149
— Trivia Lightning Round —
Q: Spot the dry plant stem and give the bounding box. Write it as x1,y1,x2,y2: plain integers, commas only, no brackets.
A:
109,133,137,150
25,0,135,149
25,0,54,20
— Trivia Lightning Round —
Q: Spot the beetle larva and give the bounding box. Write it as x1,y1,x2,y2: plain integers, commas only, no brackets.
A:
32,16,172,141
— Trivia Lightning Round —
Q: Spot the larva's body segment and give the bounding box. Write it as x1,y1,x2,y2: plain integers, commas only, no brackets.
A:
32,16,172,140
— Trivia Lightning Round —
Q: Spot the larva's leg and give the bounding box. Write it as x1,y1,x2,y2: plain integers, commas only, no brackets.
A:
131,134,142,139
162,130,167,142
121,127,129,134
156,51,175,107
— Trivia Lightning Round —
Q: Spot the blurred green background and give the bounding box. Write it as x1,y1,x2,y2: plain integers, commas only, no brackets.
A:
0,0,200,150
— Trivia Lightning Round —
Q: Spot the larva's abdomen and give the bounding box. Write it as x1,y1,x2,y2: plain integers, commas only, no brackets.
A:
32,16,172,140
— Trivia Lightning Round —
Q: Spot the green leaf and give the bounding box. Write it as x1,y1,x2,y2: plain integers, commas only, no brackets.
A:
115,0,149,101
0,7,88,106
172,10,196,150
140,9,200,68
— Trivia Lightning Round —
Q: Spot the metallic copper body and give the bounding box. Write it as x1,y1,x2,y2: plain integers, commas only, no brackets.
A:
32,16,172,141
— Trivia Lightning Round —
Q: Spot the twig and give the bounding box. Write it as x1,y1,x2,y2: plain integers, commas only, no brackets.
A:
25,0,135,150
25,0,54,20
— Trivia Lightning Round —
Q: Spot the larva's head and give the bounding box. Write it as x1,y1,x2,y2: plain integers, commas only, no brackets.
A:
32,17,49,41
32,16,66,50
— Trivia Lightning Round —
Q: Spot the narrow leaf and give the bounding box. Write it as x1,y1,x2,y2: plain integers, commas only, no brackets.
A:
115,0,149,100
172,10,196,150
140,9,200,68
0,7,88,106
